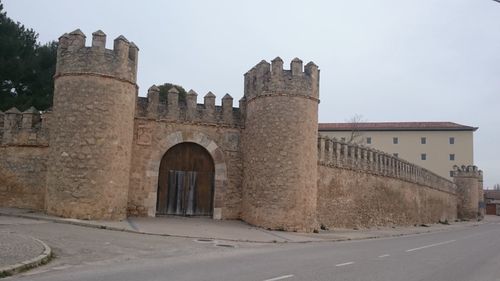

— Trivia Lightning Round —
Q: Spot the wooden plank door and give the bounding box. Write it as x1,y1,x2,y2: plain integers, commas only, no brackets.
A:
156,143,215,216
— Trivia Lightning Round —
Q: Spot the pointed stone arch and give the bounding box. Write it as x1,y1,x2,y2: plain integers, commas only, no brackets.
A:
144,131,227,219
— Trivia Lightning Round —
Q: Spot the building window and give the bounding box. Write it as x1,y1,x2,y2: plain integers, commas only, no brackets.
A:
449,137,455,144
449,154,455,161
421,153,427,160
421,137,426,144
366,137,372,144
393,137,398,144
450,171,454,177
393,153,399,157
341,137,346,142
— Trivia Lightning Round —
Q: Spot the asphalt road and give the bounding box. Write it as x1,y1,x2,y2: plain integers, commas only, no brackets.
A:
5,217,500,281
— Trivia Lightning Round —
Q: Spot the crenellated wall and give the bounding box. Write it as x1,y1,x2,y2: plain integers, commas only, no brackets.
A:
129,87,244,219
0,27,484,232
0,108,49,210
135,86,243,127
0,107,49,147
317,136,457,228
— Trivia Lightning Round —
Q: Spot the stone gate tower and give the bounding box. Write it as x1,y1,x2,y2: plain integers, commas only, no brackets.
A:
45,30,138,219
241,57,320,232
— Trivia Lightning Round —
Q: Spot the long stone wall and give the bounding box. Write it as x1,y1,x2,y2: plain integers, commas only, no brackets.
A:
317,137,457,228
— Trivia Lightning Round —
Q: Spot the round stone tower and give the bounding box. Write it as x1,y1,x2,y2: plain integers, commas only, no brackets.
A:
45,29,138,220
453,165,482,220
241,57,320,232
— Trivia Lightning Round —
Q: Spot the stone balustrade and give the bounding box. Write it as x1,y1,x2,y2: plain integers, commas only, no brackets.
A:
317,136,456,195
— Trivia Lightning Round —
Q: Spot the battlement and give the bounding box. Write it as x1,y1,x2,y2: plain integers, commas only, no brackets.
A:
317,136,456,194
243,57,320,102
0,107,49,146
55,29,138,84
452,165,482,178
135,85,243,127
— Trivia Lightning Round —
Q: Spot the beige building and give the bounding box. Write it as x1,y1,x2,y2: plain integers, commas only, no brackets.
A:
319,122,477,180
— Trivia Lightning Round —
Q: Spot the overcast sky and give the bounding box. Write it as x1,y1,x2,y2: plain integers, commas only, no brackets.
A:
3,0,499,187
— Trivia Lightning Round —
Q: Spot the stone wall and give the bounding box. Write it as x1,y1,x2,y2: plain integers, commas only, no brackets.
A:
317,166,457,228
128,91,243,219
0,108,49,210
0,146,48,210
317,137,457,228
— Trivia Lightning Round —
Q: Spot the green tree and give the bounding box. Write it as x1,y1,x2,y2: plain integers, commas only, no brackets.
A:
0,0,57,112
158,83,187,104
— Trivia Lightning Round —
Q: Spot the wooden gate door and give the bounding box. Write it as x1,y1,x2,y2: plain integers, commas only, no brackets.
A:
157,143,215,216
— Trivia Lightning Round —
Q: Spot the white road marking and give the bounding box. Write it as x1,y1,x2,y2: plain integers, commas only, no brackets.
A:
406,240,456,252
335,261,355,267
378,254,390,258
262,274,294,281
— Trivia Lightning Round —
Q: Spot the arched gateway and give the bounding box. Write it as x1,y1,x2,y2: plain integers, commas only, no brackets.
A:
145,131,227,219
156,143,215,216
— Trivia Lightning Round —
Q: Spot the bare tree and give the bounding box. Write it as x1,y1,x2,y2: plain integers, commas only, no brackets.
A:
345,114,366,144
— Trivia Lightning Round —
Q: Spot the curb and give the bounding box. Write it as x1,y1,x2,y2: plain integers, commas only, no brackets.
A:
0,211,484,245
0,211,283,244
0,236,52,278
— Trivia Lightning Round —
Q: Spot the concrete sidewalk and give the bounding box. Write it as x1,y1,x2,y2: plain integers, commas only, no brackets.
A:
1,207,494,244
0,231,52,277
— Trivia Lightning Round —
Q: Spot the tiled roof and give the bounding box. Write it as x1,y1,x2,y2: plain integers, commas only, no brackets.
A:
318,122,478,132
484,190,500,200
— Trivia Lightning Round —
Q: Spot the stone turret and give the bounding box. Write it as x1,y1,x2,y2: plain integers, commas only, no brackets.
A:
45,29,139,220
241,57,320,232
453,165,482,220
